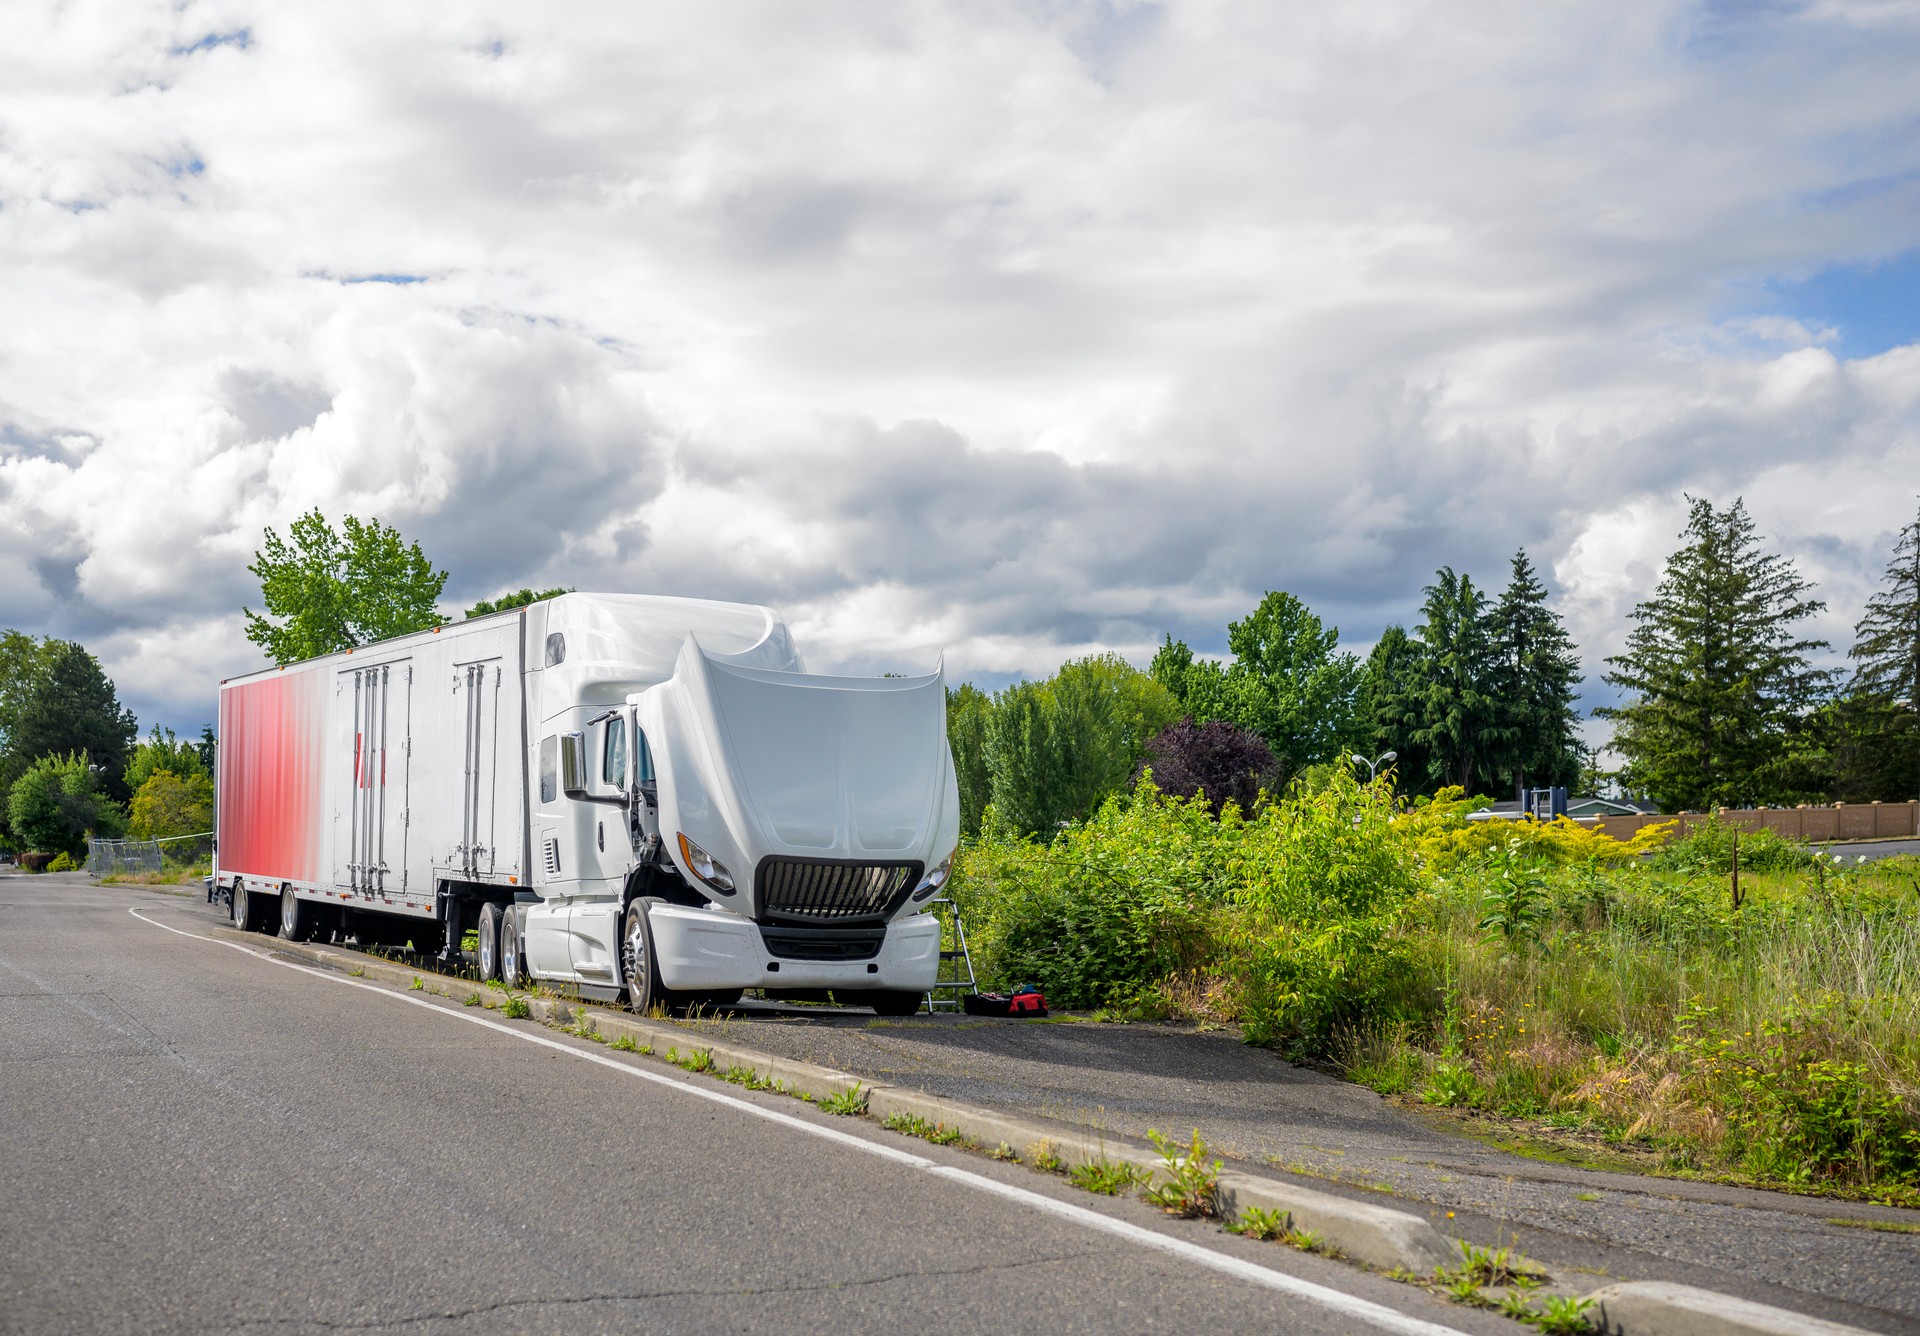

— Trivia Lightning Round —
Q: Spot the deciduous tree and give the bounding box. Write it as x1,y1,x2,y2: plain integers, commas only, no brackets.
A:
1148,593,1361,785
244,509,449,664
8,752,121,858
465,586,572,618
1137,717,1276,817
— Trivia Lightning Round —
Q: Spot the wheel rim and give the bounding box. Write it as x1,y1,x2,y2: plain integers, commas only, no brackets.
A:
622,909,650,1009
232,884,243,926
478,913,496,979
282,887,295,937
501,912,518,982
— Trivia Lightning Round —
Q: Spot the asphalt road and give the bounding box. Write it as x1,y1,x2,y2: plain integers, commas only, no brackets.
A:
682,1001,1920,1335
0,875,1514,1336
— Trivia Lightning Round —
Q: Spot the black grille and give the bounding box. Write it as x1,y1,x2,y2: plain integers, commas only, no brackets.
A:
756,858,921,923
760,928,885,961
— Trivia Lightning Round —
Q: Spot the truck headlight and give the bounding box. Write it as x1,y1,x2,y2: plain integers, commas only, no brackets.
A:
676,832,735,894
911,852,953,902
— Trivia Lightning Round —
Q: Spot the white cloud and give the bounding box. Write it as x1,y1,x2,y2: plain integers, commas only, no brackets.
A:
2,0,1919,737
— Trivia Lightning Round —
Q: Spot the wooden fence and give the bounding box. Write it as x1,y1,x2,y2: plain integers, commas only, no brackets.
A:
1591,801,1920,844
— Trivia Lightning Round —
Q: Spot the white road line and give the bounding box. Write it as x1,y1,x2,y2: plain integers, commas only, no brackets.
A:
131,907,1470,1336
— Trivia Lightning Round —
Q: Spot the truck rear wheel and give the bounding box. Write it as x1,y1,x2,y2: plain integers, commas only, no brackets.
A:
475,901,502,982
279,885,315,941
500,904,524,985
231,881,260,932
622,898,668,1015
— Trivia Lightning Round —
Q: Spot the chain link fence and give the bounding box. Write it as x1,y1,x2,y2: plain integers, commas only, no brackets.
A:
87,832,215,877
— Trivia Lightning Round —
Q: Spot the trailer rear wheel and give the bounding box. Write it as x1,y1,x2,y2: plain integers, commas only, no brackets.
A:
279,885,316,942
622,898,668,1015
500,903,524,986
475,901,503,982
231,881,262,932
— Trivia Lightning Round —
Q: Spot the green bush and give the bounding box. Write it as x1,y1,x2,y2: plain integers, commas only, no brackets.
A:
1653,816,1815,874
955,782,1225,1008
7,752,122,860
1228,769,1424,1053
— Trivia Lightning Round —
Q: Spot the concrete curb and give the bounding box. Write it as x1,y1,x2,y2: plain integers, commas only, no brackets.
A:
1586,1282,1879,1336
220,929,1883,1335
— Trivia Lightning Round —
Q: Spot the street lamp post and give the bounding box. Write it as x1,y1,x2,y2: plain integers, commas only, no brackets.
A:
1350,750,1398,783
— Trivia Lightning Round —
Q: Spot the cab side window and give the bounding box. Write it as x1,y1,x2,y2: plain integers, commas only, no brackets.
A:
539,735,558,804
603,717,628,788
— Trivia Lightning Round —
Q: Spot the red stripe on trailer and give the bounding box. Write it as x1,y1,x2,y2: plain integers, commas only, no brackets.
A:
218,670,324,884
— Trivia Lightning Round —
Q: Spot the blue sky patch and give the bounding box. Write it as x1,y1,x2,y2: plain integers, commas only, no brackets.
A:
1768,249,1920,359
339,273,427,286
172,29,251,57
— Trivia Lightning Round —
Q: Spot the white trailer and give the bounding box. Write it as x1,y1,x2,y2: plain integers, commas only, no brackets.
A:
216,594,960,1014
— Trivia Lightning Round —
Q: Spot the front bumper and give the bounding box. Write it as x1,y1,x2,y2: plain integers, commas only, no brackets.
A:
649,903,940,992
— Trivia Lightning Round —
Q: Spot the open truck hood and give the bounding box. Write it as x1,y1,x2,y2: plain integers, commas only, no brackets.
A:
640,636,959,918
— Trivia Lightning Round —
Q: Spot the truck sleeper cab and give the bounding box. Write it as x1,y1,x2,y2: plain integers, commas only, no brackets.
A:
216,593,960,1016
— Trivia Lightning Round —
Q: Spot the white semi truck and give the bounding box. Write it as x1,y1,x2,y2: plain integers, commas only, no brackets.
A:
215,593,960,1015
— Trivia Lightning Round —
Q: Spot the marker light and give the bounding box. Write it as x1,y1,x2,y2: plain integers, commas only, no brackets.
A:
676,832,735,894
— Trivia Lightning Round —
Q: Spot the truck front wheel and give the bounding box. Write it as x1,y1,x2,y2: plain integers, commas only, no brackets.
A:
862,990,923,1017
622,899,668,1015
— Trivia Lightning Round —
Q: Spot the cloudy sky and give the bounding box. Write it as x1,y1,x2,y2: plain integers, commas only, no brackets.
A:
3,0,1918,744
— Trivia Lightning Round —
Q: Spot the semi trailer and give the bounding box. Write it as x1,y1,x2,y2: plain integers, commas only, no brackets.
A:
215,593,960,1015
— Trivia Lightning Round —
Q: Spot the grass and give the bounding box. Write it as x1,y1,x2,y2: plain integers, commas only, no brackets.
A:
1069,1160,1149,1195
1826,1217,1920,1234
1338,854,1920,1203
883,1111,969,1146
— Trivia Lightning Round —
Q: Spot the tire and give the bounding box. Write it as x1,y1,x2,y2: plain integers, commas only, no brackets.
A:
864,990,923,1017
231,881,260,932
279,885,314,942
621,898,669,1015
475,901,503,983
500,903,524,986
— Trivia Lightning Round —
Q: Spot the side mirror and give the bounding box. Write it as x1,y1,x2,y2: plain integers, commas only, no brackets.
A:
561,732,624,806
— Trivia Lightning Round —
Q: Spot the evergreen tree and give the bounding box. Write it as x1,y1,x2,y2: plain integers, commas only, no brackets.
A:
1847,501,1920,800
0,637,139,809
245,509,449,664
1486,551,1584,796
1411,568,1503,791
1355,625,1431,793
1600,497,1832,810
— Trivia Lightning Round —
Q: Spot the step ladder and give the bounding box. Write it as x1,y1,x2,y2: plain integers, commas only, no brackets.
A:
922,897,977,1012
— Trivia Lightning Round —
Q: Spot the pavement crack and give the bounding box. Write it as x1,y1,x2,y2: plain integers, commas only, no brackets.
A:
213,1252,1101,1332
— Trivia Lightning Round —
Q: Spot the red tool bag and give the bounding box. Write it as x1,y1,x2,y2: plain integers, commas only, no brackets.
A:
962,985,1049,1018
